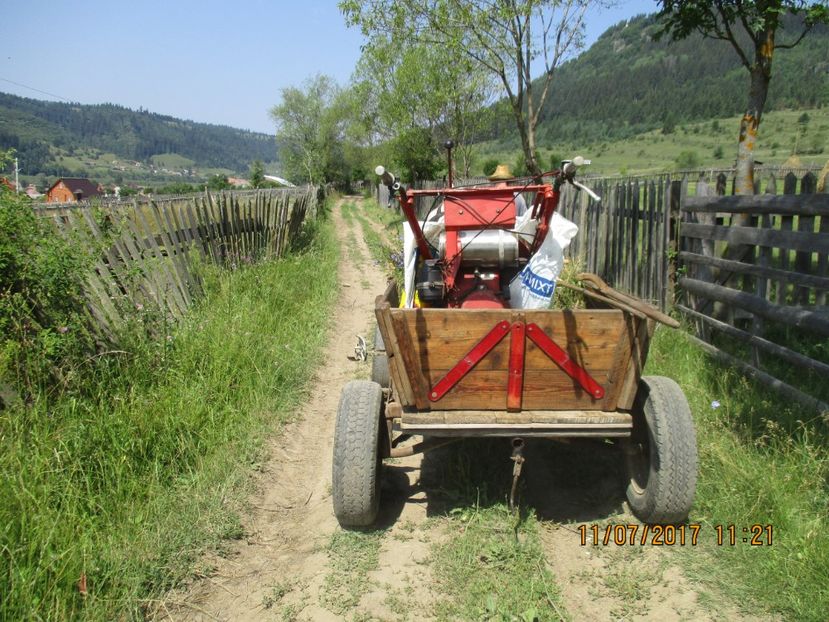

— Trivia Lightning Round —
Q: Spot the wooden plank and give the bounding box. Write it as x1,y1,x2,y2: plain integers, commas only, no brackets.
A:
615,317,653,410
677,305,829,377
148,201,192,308
390,310,431,410
679,277,829,337
794,173,817,304
683,193,829,215
686,334,828,415
678,251,829,290
134,204,188,315
402,410,632,425
422,369,609,410
680,222,829,254
601,313,637,412
375,301,411,406
401,309,627,372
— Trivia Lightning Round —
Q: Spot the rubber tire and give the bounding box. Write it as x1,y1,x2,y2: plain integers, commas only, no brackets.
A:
371,324,390,389
332,380,383,528
625,376,698,524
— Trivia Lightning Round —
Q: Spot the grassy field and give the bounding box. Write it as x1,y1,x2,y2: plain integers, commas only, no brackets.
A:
646,325,829,621
474,107,829,177
0,214,338,620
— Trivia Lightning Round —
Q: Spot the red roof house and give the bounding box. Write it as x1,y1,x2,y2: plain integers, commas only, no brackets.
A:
46,178,103,203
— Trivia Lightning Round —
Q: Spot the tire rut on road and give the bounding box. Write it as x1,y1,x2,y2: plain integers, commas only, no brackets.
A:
160,198,438,621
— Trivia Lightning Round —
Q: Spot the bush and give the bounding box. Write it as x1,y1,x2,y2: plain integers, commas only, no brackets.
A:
481,158,499,176
0,188,93,399
675,150,701,170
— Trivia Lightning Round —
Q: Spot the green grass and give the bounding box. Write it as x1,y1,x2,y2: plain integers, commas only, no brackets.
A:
342,199,404,282
473,107,829,177
320,530,384,615
0,216,339,620
424,440,568,621
645,325,829,621
432,505,567,621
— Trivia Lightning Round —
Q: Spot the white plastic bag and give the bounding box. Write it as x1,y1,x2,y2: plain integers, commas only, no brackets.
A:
508,212,578,309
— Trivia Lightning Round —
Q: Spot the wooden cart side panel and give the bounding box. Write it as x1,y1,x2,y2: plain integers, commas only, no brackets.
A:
390,312,431,410
616,318,655,410
374,285,416,407
398,308,630,411
601,313,638,411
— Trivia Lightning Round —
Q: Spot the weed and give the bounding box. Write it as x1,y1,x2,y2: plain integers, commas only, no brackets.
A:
263,581,291,609
320,529,384,615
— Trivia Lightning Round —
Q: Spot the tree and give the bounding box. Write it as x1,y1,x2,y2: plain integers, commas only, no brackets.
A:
270,75,347,185
249,159,265,189
341,0,604,177
207,174,231,191
349,36,494,179
656,1,829,194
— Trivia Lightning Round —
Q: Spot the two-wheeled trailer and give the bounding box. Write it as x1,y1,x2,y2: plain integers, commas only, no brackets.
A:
332,158,697,528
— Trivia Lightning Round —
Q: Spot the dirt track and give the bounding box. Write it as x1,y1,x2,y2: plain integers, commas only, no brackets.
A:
162,198,762,621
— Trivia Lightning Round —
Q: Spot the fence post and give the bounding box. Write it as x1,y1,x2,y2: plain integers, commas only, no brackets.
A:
794,172,817,305
667,176,685,309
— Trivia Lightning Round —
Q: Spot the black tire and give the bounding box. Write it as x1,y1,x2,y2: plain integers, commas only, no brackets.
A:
332,380,384,528
371,324,390,388
625,376,697,524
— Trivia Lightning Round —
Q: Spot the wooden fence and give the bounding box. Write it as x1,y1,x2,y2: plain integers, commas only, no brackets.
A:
676,172,829,413
36,187,319,340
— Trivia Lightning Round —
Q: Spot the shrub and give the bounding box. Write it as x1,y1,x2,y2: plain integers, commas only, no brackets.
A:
675,150,701,170
482,158,500,177
0,188,94,399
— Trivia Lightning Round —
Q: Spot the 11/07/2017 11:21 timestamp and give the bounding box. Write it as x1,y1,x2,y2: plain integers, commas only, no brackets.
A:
578,524,774,546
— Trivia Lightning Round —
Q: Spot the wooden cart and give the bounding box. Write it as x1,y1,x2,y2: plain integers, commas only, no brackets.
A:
332,162,696,529
332,279,697,528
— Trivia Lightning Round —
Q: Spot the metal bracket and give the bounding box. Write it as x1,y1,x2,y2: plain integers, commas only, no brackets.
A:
526,323,605,399
429,321,511,401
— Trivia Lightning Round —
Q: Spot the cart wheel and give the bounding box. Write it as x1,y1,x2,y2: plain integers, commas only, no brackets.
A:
332,380,383,528
371,324,390,389
625,376,697,524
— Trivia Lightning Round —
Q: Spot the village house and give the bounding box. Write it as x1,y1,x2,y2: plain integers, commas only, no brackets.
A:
46,177,103,203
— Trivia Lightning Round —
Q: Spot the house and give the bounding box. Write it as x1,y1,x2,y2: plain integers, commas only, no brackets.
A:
25,184,43,199
227,177,250,188
46,178,103,203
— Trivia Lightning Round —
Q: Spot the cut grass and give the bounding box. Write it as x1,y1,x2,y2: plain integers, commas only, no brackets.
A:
645,325,829,621
0,216,339,620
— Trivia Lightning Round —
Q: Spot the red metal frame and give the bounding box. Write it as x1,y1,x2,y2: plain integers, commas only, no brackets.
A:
429,319,605,406
526,323,605,399
507,321,526,411
429,321,511,402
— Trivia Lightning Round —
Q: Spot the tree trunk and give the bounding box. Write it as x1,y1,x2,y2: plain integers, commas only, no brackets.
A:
735,29,773,196
735,67,770,195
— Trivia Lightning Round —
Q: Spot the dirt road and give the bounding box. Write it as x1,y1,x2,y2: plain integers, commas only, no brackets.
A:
163,198,759,621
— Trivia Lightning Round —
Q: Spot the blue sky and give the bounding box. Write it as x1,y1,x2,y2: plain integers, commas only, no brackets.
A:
1,1,658,134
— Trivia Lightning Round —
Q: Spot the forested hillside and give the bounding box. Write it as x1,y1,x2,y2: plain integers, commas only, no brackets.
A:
484,13,829,148
0,92,277,177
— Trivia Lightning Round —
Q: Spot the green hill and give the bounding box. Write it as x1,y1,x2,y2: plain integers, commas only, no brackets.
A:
483,13,829,149
0,92,278,183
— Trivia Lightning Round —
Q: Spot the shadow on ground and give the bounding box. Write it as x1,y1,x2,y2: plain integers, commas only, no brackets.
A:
376,437,627,527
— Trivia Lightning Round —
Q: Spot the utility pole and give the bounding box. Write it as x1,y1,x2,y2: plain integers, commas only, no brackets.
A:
14,157,19,193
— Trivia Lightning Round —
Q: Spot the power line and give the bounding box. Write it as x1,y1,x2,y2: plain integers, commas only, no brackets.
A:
0,77,71,102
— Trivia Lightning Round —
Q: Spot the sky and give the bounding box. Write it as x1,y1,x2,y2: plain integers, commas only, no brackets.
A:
1,0,659,135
